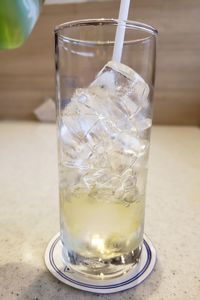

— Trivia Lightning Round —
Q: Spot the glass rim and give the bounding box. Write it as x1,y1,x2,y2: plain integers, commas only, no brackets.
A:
55,18,158,46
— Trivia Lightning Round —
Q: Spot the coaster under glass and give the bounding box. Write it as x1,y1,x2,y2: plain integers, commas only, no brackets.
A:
45,233,156,294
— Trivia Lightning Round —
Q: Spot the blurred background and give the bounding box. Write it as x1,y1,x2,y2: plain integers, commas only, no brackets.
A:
0,0,199,125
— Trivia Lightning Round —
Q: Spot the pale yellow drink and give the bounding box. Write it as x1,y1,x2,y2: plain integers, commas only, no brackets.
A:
60,181,145,277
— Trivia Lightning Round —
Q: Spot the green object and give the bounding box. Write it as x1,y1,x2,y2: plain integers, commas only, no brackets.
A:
0,0,43,50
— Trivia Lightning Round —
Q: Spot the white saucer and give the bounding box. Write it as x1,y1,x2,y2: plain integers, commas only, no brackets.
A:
45,233,156,294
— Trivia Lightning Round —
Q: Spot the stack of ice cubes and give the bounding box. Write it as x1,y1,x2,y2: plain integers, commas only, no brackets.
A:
60,61,151,203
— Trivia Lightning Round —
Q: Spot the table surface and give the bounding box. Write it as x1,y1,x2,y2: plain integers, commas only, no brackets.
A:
0,121,200,300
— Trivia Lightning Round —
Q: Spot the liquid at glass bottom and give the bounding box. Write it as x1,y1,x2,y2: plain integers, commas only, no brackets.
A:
60,187,144,279
62,244,142,279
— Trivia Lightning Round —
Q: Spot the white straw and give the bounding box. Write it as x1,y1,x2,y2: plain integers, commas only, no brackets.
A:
112,0,131,63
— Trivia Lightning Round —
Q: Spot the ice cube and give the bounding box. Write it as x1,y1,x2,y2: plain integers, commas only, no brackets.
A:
122,169,137,195
120,94,141,117
117,131,149,157
104,138,136,173
83,168,119,191
60,61,151,182
91,68,115,91
59,165,82,189
108,61,150,106
115,168,138,205
60,118,93,169
131,109,152,132
136,117,152,131
92,61,150,118
73,86,128,131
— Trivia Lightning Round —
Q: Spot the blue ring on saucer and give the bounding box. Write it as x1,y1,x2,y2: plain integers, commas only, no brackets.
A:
49,235,152,290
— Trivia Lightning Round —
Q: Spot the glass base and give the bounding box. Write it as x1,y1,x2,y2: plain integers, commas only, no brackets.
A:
62,246,142,280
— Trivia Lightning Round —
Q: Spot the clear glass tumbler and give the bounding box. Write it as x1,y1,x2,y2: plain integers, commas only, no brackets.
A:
55,19,157,279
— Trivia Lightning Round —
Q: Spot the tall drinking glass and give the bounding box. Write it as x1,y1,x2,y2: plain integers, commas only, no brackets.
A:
55,19,157,279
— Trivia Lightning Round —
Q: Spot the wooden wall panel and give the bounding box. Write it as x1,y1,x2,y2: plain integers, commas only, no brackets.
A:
0,0,200,124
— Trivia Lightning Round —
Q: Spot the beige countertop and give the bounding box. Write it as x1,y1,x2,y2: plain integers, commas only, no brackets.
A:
0,121,200,300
